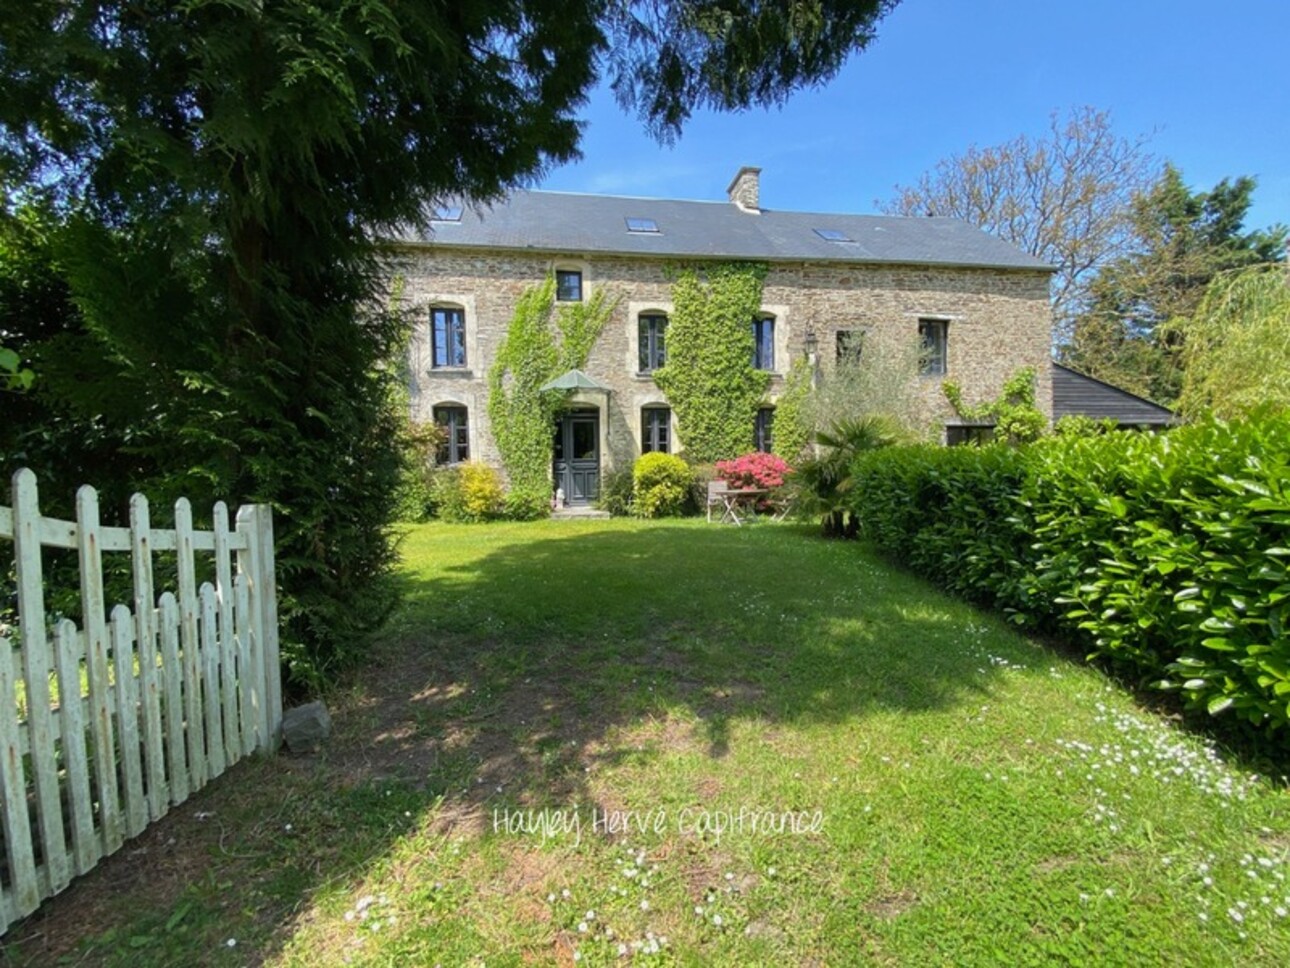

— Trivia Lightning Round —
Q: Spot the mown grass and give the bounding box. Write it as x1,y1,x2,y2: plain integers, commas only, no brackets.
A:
4,519,1289,966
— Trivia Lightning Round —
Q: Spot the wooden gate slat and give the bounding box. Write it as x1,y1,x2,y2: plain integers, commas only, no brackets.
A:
52,620,98,875
12,469,70,895
77,485,122,854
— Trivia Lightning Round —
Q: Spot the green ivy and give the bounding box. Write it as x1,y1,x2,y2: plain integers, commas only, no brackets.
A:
654,262,770,462
487,276,614,505
772,357,813,463
944,366,1047,445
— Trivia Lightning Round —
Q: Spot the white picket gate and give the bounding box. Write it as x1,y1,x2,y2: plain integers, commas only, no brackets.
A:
0,468,282,932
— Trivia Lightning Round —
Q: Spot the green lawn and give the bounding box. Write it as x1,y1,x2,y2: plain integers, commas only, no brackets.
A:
7,519,1289,966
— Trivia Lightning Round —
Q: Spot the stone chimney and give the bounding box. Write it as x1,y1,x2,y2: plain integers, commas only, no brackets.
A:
726,166,761,214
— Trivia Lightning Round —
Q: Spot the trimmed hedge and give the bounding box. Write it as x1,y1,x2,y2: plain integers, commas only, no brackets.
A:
848,415,1290,738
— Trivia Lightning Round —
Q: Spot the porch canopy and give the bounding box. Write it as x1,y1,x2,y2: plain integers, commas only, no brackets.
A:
539,369,612,393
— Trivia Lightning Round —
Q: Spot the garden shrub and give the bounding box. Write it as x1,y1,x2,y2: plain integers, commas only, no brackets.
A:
633,452,693,518
684,461,717,516
436,463,504,522
715,452,792,491
503,487,551,521
596,466,635,517
847,414,1290,739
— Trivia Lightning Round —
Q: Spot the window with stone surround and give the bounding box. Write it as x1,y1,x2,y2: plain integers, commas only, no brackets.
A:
433,405,469,464
919,318,948,376
754,407,775,453
555,269,583,302
641,406,671,453
752,316,775,371
431,306,467,368
638,313,668,372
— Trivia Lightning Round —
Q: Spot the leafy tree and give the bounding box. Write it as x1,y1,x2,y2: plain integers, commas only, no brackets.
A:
884,107,1156,329
1064,165,1287,404
805,331,926,438
0,1,898,685
0,344,32,391
1173,265,1290,420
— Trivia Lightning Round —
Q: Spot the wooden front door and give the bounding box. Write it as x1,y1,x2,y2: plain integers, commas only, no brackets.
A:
553,412,600,506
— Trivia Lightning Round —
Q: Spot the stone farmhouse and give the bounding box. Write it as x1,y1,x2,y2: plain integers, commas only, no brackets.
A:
390,167,1055,505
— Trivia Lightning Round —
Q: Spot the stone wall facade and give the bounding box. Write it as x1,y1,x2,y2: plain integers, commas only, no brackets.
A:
395,245,1053,480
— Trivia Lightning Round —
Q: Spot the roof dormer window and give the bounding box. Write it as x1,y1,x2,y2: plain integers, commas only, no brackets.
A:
431,205,463,222
626,217,660,234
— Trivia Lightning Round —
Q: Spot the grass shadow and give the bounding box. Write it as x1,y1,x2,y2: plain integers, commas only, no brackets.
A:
2,520,1056,965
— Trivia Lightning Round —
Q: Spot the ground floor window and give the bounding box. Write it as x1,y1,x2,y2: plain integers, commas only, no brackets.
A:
434,405,469,464
642,407,671,453
946,424,994,446
754,407,775,453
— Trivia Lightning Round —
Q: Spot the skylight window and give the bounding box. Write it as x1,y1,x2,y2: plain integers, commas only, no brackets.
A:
814,228,852,242
431,205,463,222
626,217,660,233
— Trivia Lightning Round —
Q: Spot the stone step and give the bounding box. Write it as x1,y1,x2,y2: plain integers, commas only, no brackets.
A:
551,506,611,519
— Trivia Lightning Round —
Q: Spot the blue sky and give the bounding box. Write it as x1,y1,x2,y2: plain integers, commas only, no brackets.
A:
538,0,1288,232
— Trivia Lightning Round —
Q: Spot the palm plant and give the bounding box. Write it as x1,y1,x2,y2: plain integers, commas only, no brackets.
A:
793,414,908,538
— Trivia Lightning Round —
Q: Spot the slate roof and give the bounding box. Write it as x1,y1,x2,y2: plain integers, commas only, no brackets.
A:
392,189,1053,272
1052,363,1175,426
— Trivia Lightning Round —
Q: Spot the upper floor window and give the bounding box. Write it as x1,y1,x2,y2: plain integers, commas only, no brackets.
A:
555,269,583,302
752,316,775,371
919,318,948,376
754,407,775,454
433,405,469,464
642,407,671,454
836,329,865,366
638,314,668,372
431,307,466,368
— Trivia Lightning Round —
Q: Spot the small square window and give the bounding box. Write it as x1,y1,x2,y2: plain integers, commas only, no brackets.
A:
556,269,583,302
919,319,948,376
626,217,660,233
814,228,852,242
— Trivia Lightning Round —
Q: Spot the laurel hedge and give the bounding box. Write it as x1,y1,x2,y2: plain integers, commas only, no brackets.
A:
847,414,1290,739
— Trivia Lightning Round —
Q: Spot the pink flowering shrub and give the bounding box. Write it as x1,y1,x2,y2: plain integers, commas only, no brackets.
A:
715,452,792,490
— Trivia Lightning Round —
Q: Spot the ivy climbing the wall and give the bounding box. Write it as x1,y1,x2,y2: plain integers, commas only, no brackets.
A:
487,276,614,511
771,357,813,463
654,262,770,463
943,366,1048,445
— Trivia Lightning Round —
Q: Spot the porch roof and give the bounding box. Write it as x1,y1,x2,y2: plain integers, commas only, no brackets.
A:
539,369,612,392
